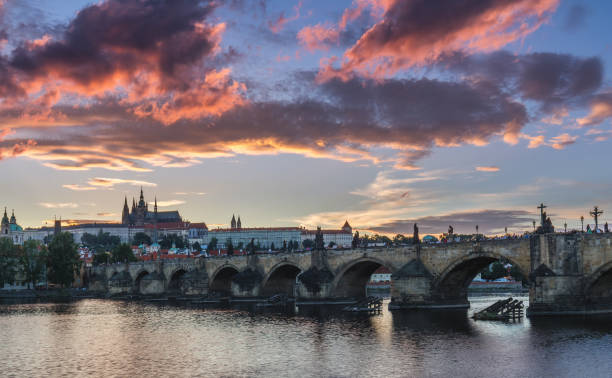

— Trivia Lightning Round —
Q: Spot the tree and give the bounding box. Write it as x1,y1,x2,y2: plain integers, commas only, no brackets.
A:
227,239,234,256
111,244,137,263
81,230,121,252
270,242,276,251
192,241,202,252
352,231,360,248
207,237,218,253
47,232,81,287
93,252,111,265
481,261,507,281
282,240,287,251
19,240,47,289
160,234,185,249
302,239,314,249
0,238,18,287
133,232,152,246
509,265,524,283
328,241,336,248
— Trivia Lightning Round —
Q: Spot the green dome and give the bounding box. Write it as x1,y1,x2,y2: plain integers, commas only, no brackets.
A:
9,224,22,232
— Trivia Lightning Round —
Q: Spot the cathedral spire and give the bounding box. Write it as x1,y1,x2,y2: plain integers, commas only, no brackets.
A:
9,209,16,224
122,196,130,225
154,196,158,213
231,214,236,229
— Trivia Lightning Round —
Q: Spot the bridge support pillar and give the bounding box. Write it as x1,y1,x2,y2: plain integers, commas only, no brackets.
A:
527,234,592,316
139,271,166,295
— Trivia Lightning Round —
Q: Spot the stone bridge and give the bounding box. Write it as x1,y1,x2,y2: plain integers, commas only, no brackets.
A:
90,233,612,316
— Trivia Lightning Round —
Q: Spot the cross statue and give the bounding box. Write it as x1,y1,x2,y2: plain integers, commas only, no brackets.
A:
590,206,603,232
537,203,547,227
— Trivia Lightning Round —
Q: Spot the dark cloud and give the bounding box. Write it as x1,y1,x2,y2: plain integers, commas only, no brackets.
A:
369,210,535,235
564,3,589,31
9,0,216,88
441,51,603,112
319,0,559,80
0,0,245,124
0,75,527,170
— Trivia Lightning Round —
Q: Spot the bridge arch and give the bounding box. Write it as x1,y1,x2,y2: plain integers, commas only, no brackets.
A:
331,257,392,298
209,264,240,295
168,268,188,293
260,262,302,296
134,269,150,294
585,261,612,307
433,251,528,304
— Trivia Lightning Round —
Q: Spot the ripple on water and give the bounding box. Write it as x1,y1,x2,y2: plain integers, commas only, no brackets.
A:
1,297,612,377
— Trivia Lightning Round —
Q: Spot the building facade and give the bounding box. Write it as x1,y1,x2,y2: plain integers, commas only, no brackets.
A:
1,208,24,245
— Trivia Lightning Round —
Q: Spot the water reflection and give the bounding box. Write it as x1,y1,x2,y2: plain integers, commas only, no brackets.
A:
1,295,612,377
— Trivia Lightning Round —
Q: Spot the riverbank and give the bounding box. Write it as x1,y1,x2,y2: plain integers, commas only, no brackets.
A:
0,289,101,301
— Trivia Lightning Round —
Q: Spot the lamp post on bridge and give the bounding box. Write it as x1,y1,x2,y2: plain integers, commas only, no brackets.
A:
590,206,603,233
581,216,584,232
564,222,567,233
532,220,536,231
475,224,479,241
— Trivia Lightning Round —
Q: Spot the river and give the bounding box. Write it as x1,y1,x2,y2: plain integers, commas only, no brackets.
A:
1,295,612,377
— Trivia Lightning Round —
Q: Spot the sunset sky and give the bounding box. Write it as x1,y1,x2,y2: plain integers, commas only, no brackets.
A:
1,0,611,235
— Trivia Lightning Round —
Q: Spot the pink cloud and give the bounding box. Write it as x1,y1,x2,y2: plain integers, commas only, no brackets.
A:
318,0,559,81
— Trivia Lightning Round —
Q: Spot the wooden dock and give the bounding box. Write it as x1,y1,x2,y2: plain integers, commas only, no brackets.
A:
343,296,383,313
472,297,524,321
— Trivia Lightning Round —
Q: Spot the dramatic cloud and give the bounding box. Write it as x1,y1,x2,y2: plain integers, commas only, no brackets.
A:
1,75,527,171
476,166,500,172
369,209,535,235
0,0,245,124
318,0,559,80
441,51,603,112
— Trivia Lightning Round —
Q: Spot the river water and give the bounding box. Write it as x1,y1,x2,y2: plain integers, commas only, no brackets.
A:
1,295,612,377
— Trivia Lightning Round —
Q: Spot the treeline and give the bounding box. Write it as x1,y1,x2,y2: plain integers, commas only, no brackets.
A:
0,233,82,288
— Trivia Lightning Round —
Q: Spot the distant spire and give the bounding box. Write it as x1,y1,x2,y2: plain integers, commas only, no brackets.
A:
231,214,236,229
140,186,144,200
237,216,241,229
1,207,8,226
9,209,16,224
154,196,158,213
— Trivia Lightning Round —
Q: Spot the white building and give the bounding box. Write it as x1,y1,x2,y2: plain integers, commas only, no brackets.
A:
301,221,353,248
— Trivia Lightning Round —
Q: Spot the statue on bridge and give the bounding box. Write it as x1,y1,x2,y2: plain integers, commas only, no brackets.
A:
315,226,325,250
536,203,555,234
413,223,420,244
448,225,454,235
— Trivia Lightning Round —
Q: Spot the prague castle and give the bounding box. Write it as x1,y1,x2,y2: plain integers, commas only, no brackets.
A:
121,188,182,226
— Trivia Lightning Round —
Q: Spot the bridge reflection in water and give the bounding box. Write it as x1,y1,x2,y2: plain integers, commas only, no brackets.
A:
93,233,612,316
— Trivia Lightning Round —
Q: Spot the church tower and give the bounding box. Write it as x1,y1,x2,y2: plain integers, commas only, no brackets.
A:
231,214,236,229
1,208,9,235
9,210,16,224
122,196,130,225
237,216,242,229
